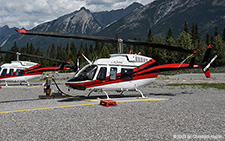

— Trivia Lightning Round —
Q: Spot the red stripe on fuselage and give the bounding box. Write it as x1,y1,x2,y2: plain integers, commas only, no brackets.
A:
65,60,202,89
25,64,41,71
0,72,42,79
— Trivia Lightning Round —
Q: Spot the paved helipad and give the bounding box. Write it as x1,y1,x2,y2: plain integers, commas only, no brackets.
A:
0,95,168,114
0,73,224,140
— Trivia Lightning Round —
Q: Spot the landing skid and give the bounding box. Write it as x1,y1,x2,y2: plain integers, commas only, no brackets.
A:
19,81,30,86
135,88,146,98
88,90,110,99
87,88,147,99
5,81,8,87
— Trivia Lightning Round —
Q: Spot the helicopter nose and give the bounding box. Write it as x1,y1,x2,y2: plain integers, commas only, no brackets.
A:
65,82,86,90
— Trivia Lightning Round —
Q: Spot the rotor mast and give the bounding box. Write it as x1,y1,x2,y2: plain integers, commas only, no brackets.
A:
16,52,21,61
118,38,123,54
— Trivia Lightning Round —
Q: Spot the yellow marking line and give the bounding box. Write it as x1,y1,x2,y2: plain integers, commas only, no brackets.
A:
116,98,169,103
83,99,97,102
1,86,41,89
85,98,169,103
0,98,168,114
0,103,99,114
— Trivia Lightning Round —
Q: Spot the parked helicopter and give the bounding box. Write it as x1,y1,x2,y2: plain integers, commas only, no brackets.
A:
16,29,217,98
0,50,70,86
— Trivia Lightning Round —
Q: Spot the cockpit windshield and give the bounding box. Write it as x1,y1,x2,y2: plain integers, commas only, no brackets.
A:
75,65,98,81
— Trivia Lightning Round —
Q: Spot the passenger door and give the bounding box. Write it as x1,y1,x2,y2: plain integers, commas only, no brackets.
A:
97,67,107,81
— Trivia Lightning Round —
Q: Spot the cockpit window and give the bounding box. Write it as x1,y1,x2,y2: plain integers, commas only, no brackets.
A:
1,69,7,76
76,65,98,80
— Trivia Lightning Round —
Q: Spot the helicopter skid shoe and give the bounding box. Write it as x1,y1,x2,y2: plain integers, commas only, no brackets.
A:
135,88,147,99
103,90,110,99
5,81,8,87
120,91,124,96
87,90,95,97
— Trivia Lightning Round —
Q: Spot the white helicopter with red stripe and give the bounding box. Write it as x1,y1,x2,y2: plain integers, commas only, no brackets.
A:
0,50,70,86
16,29,217,98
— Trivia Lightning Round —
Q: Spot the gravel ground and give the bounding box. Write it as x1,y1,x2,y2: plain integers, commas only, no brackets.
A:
0,73,224,140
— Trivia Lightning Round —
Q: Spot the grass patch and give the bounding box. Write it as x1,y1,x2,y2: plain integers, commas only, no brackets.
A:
167,83,225,90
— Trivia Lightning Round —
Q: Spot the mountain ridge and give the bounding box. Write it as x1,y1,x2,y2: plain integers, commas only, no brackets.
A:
1,0,225,50
97,0,225,39
0,2,143,50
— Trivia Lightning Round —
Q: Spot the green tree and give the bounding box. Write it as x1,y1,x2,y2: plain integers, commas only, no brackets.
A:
211,36,214,44
214,26,219,37
45,43,56,66
35,46,44,65
183,21,189,33
0,46,4,63
222,28,225,42
50,44,56,59
5,42,19,62
147,29,154,42
152,34,166,63
177,32,193,50
190,24,200,49
166,36,177,63
65,43,70,61
212,35,225,66
206,33,210,45
100,45,110,58
28,43,35,55
176,31,193,61
70,42,77,63
166,28,173,42
56,44,66,61
84,43,90,59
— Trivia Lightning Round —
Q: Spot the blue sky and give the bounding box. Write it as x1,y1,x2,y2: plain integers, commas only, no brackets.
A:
0,0,154,29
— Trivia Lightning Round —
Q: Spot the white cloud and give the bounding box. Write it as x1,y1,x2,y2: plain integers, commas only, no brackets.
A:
0,0,154,29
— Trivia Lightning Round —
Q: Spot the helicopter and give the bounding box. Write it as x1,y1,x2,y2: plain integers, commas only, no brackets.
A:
0,50,70,86
16,29,217,98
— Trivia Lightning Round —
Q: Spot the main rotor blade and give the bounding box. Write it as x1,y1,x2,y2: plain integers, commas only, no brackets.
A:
21,53,70,64
0,50,70,64
16,29,196,54
0,50,17,54
16,29,117,43
123,39,196,54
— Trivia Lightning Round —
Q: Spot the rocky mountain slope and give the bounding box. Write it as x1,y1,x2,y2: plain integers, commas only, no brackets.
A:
1,2,142,50
97,0,225,40
1,0,225,50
